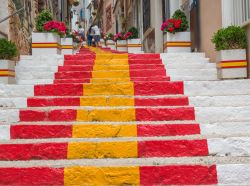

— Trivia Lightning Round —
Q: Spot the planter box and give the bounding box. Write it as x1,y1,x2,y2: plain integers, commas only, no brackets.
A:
164,32,191,53
217,49,247,79
0,60,16,84
127,39,143,53
32,32,61,56
116,40,128,52
61,38,73,55
100,39,106,48
106,40,116,50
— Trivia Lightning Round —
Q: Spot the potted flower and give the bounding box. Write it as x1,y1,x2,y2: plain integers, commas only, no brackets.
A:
106,33,116,50
125,27,142,53
32,10,62,55
0,39,18,84
114,32,127,52
61,28,73,55
161,9,191,53
212,26,248,79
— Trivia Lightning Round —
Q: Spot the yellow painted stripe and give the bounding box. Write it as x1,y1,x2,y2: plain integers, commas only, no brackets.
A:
67,141,138,159
116,44,127,47
72,124,137,138
93,65,129,71
127,44,142,47
0,71,15,76
32,43,59,48
64,166,140,186
83,83,134,96
80,97,134,106
92,71,130,78
76,108,136,122
107,43,115,45
220,61,247,68
166,42,191,47
61,45,73,49
90,78,131,83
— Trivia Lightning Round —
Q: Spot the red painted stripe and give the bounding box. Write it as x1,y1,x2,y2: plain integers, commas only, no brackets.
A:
28,97,80,107
129,54,160,59
32,42,58,44
138,140,208,157
27,97,80,107
0,74,15,77
129,59,163,65
0,167,64,186
0,143,67,160
55,71,92,79
138,124,200,137
134,82,184,96
135,97,189,106
34,84,83,96
131,77,170,81
20,110,46,122
10,125,72,139
58,65,94,72
20,109,77,122
130,69,166,77
136,107,195,121
64,55,95,60
64,60,95,66
48,109,77,121
140,165,218,185
129,64,165,70
54,79,91,84
221,59,247,63
0,69,15,72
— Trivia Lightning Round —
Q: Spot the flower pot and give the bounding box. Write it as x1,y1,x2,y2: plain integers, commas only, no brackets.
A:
217,49,247,79
164,32,191,53
61,38,73,55
32,32,61,56
100,39,106,48
127,39,143,53
106,40,116,50
0,60,16,84
116,40,127,52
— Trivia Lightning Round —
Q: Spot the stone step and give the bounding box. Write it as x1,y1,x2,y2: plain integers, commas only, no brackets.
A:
170,75,218,81
164,62,216,69
189,95,250,107
0,163,221,185
34,82,183,96
161,52,206,58
184,79,250,96
19,107,195,122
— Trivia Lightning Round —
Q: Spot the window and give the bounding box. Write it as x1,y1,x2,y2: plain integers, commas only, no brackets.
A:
162,0,170,22
143,0,150,33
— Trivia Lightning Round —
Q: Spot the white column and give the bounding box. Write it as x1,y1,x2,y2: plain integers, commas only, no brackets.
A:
170,0,181,16
221,0,233,27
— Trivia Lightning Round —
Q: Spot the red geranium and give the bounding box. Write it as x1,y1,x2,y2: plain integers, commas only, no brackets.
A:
123,32,133,40
43,20,67,36
161,18,183,34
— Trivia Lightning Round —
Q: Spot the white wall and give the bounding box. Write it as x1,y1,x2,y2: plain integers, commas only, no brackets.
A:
0,0,10,37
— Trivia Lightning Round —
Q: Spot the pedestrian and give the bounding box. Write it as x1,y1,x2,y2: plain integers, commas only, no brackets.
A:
87,25,94,46
91,24,101,47
78,25,85,42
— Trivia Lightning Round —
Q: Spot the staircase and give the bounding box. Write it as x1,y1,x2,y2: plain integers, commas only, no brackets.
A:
0,47,249,185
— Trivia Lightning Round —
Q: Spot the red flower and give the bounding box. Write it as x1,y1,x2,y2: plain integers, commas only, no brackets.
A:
174,19,182,29
168,27,175,33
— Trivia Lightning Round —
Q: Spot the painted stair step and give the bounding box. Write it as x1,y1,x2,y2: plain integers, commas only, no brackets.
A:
0,165,217,185
64,55,96,60
19,107,195,122
129,54,160,59
54,70,167,79
53,76,170,84
27,96,189,107
9,124,200,139
34,82,184,96
58,64,166,71
0,139,208,160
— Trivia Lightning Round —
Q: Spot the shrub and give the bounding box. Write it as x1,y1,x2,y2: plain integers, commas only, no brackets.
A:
35,10,53,32
127,27,139,39
107,33,114,40
212,26,247,51
161,9,189,34
0,39,18,60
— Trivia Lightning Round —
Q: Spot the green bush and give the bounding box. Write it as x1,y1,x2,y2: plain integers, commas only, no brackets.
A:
212,26,247,51
172,9,189,31
107,33,114,40
35,10,53,32
127,27,139,39
0,39,18,60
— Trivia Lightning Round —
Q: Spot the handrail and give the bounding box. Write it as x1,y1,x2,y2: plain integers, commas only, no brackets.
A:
0,7,24,24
